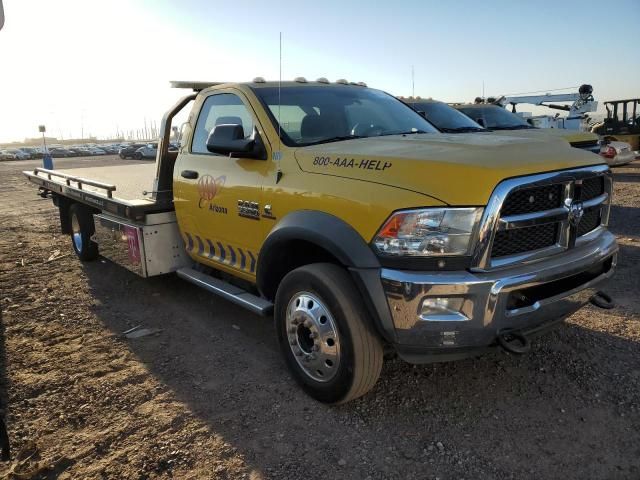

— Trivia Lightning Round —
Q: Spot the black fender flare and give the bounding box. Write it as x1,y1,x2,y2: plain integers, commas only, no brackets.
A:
258,210,380,282
257,210,396,342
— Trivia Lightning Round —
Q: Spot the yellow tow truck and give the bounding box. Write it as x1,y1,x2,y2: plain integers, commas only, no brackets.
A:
25,78,617,403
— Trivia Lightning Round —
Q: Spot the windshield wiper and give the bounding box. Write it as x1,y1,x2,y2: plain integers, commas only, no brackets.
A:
439,127,486,133
303,135,364,146
490,125,534,131
380,129,430,136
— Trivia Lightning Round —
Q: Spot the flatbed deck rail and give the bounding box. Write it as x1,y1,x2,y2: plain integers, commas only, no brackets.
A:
24,167,173,222
33,168,117,198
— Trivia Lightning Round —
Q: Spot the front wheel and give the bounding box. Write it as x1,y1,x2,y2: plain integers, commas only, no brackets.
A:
134,152,143,160
69,204,99,261
275,263,383,404
119,153,126,159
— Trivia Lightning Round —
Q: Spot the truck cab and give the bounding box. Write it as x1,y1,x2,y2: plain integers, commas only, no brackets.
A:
25,78,618,404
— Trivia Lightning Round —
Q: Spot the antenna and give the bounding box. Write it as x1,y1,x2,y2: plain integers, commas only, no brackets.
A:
278,32,282,151
411,65,415,100
276,32,283,183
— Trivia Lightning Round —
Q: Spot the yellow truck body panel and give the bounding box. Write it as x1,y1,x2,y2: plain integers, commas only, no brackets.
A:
173,83,605,282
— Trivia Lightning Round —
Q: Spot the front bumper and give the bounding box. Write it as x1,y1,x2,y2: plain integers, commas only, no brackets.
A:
379,230,618,363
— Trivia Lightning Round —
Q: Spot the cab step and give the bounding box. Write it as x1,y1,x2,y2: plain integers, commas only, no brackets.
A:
176,267,273,316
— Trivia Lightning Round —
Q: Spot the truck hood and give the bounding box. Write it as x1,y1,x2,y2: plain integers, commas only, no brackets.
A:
491,128,600,145
294,133,605,205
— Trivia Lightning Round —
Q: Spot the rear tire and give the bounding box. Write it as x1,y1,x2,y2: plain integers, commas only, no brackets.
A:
275,263,383,404
69,204,99,261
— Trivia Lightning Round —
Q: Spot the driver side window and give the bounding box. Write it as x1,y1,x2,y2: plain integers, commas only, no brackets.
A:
192,93,255,155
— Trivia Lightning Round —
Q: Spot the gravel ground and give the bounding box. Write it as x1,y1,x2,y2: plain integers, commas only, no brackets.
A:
0,155,638,479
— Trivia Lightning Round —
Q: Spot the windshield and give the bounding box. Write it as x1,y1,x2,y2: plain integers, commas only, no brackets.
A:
410,101,485,132
252,85,438,146
456,105,533,130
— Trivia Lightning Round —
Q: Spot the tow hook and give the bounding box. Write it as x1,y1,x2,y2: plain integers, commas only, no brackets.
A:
590,291,614,310
497,329,531,354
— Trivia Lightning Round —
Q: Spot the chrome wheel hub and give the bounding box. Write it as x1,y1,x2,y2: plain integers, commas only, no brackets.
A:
286,292,340,382
71,214,83,252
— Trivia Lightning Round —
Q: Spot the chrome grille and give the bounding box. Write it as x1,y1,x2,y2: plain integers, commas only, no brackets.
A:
471,165,613,270
492,223,558,258
501,184,563,216
580,176,604,201
577,207,601,236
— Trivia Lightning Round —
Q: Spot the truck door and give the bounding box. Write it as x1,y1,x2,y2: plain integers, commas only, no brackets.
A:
174,90,271,280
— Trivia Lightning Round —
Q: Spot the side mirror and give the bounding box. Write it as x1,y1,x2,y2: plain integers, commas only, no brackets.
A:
417,111,426,119
206,124,265,159
476,118,485,127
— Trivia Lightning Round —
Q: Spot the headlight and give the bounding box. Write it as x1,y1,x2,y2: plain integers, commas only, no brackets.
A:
373,207,483,257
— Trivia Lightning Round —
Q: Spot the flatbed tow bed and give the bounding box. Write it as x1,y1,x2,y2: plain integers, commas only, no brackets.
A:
23,162,171,221
23,159,192,279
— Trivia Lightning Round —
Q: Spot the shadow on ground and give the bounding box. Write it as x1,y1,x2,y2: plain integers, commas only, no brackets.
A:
77,247,640,479
609,205,640,238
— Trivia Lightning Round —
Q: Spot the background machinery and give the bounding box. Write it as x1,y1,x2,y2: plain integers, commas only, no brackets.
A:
490,84,598,132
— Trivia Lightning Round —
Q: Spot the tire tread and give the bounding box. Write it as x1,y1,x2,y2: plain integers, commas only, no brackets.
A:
281,263,383,404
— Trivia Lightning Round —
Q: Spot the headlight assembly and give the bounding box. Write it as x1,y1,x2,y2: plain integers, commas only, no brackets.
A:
373,208,483,257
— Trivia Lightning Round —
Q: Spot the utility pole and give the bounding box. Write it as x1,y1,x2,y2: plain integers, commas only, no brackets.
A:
39,125,53,169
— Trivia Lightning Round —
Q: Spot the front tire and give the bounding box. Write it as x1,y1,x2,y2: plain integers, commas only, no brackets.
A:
119,153,126,159
275,263,383,404
134,152,143,160
69,204,99,261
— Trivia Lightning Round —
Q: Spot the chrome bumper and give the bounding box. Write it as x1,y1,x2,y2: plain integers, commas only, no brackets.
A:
381,230,617,357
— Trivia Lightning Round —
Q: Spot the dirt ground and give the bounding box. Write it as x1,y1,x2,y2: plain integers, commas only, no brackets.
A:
0,155,638,479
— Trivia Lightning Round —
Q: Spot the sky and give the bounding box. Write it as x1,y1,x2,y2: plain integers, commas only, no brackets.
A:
0,0,639,143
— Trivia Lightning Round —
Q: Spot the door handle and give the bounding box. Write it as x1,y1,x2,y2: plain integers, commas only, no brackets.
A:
181,170,199,179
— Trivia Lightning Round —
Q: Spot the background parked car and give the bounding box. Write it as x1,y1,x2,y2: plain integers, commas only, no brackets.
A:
134,143,158,160
401,98,486,133
49,147,74,158
5,148,32,160
99,145,119,154
20,147,43,158
66,148,85,156
0,150,17,160
455,103,601,153
119,143,146,159
88,147,107,155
